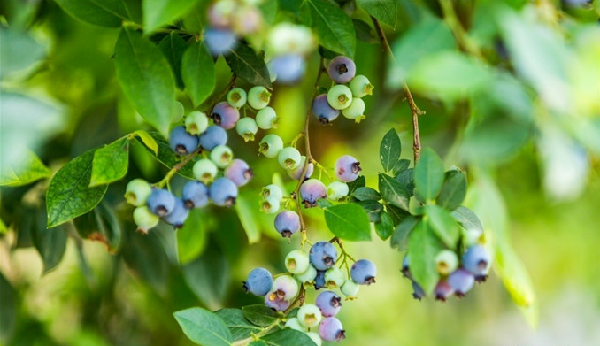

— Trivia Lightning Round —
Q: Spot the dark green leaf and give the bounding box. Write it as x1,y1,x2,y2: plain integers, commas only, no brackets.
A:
357,0,397,28
392,158,411,175
408,219,442,294
158,32,188,88
138,132,196,179
424,204,460,249
174,307,232,346
33,222,67,274
215,309,261,342
318,46,338,59
357,200,383,222
0,27,47,79
114,28,176,136
436,171,466,211
352,19,377,43
94,203,122,252
390,216,418,251
226,44,272,87
182,41,216,106
242,305,278,327
316,198,334,208
346,175,365,196
352,187,381,201
379,173,410,210
46,150,108,228
324,204,372,241
451,206,483,233
260,329,316,346
182,241,228,310
386,204,410,225
307,0,356,57
54,0,130,27
89,137,129,187
0,272,16,344
0,151,51,187
395,168,414,190
250,342,268,346
177,209,206,264
121,227,169,294
374,212,394,241
413,148,444,201
143,0,200,33
380,128,402,172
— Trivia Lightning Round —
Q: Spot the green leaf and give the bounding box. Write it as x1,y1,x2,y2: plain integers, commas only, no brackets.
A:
408,218,442,295
352,19,377,43
0,27,47,79
451,206,483,232
352,187,381,201
89,137,129,187
121,228,169,294
392,159,411,175
182,242,228,310
259,0,279,25
215,309,261,342
0,272,16,344
0,151,51,187
346,175,365,196
436,171,466,211
357,0,397,28
424,204,460,249
495,242,536,308
54,0,130,27
324,204,372,241
34,223,67,274
143,0,199,33
158,32,189,88
226,44,272,87
413,148,444,201
378,173,410,210
235,192,261,244
0,218,6,235
357,200,383,223
182,41,216,106
242,305,278,327
386,204,410,225
390,216,418,251
46,150,109,228
138,132,195,179
134,130,158,155
114,28,176,137
250,342,268,346
380,128,402,172
374,212,394,241
177,209,206,264
94,203,122,252
174,307,232,346
260,329,316,346
307,0,356,57
395,168,414,190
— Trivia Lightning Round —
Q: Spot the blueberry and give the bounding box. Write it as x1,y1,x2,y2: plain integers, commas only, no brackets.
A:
274,211,300,238
350,259,376,285
256,106,278,129
341,98,366,123
211,102,240,130
300,179,327,207
125,179,152,206
269,274,298,300
204,27,237,57
434,279,454,302
164,198,189,228
463,244,490,280
463,226,483,247
227,88,247,109
326,85,353,110
193,158,219,183
318,317,346,342
324,267,345,288
287,156,314,181
258,134,283,158
335,155,361,182
305,332,322,346
235,118,258,142
278,147,302,170
435,250,458,275
269,54,305,84
312,94,340,124
340,280,359,298
243,267,273,296
285,250,310,274
448,268,475,296
295,265,317,284
268,24,314,55
284,318,305,332
262,184,283,201
248,86,272,110
210,145,234,168
169,126,199,155
412,281,426,301
210,178,238,206
264,292,289,311
402,254,412,280
326,181,349,201
309,242,338,271
261,195,281,214
297,304,322,328
327,56,356,83
181,181,210,209
314,271,326,289
225,159,253,187
133,206,159,234
206,1,234,28
232,5,262,35
147,188,176,217
185,111,209,135
349,75,374,97
316,290,342,317
199,126,228,150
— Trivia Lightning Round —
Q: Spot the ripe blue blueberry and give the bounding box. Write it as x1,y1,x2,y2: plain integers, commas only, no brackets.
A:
256,107,278,130
412,281,426,301
199,126,228,150
248,86,272,110
164,198,189,228
227,88,247,109
147,188,176,217
340,280,359,298
243,267,273,296
211,102,240,130
270,274,298,300
300,179,327,207
225,159,253,187
448,268,475,296
285,250,310,274
314,271,326,289
210,145,234,168
295,265,317,284
193,158,219,183
278,147,302,170
274,211,300,238
235,117,258,142
258,134,283,158
326,181,349,201
341,98,366,123
402,254,411,279
125,179,152,206
463,244,490,280
319,317,346,342
324,267,345,288
335,155,361,182
312,94,340,124
327,84,353,110
349,74,374,97
181,181,209,209
269,54,305,84
133,206,159,234
327,56,356,83
185,111,209,135
296,304,322,328
309,241,338,271
316,290,342,317
434,279,454,302
288,156,314,181
210,177,238,206
204,27,237,57
350,259,377,285
169,126,199,155
435,250,459,275
264,292,289,311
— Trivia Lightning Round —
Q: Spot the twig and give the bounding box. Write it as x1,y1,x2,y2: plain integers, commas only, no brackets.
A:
438,0,482,59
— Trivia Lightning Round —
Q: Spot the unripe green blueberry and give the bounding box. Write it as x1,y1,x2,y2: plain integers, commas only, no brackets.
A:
349,75,374,97
463,227,483,247
258,134,283,158
211,145,234,168
133,206,159,234
227,88,247,109
261,184,283,201
185,111,209,135
324,267,346,288
327,85,352,110
125,179,152,206
193,158,218,183
261,195,281,214
248,86,272,110
295,265,318,283
326,181,349,201
341,280,359,298
296,304,322,328
235,117,258,142
435,250,458,274
285,318,305,332
285,250,310,274
305,332,322,346
341,97,366,123
278,147,302,170
256,106,278,129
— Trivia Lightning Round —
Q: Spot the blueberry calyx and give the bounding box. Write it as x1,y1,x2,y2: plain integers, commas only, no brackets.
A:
337,64,348,74
351,162,362,174
335,330,346,342
211,112,222,125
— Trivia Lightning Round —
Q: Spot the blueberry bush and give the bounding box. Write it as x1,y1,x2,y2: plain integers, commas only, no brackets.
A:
1,0,599,345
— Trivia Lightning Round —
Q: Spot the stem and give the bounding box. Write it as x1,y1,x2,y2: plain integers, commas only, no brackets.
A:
438,0,482,59
371,16,424,163
231,318,282,346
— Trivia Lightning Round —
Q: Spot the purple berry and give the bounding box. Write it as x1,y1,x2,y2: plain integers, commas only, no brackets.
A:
181,181,209,209
350,259,377,285
269,54,305,84
225,159,253,187
327,56,356,83
269,275,298,300
412,281,425,301
319,317,346,342
243,267,273,296
316,290,342,317
264,293,289,311
309,241,337,271
335,155,361,182
274,211,300,238
204,27,237,57
300,179,326,207
314,271,326,289
287,156,314,181
448,268,475,296
312,94,340,125
169,126,199,155
463,244,490,281
434,280,454,302
147,188,176,217
199,126,227,150
163,198,189,228
210,178,238,207
211,102,240,130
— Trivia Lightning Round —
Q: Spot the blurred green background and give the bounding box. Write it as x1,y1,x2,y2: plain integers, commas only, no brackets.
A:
1,0,600,345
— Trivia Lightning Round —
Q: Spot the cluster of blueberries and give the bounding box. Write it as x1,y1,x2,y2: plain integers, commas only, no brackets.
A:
243,241,377,344
267,23,314,84
403,244,491,301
